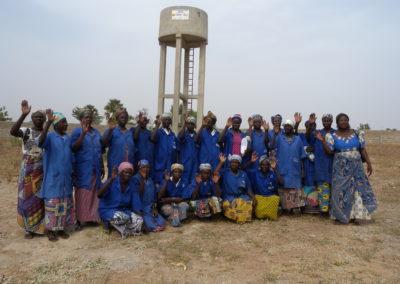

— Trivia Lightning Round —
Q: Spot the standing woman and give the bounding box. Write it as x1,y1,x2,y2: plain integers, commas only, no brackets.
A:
218,114,246,168
215,154,256,224
10,100,46,238
38,110,75,241
133,111,154,175
133,160,166,232
316,113,377,224
270,119,306,212
71,109,104,229
268,114,284,158
151,113,177,186
102,109,136,178
177,115,198,183
246,114,270,171
195,111,221,170
307,113,335,214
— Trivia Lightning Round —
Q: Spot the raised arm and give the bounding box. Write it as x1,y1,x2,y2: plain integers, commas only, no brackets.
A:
217,117,232,144
157,170,170,200
38,109,54,145
97,167,118,197
150,115,161,142
214,153,227,173
71,123,89,152
10,100,31,137
315,132,334,155
262,120,270,147
242,152,258,171
212,171,221,197
305,113,316,142
268,125,280,149
194,117,208,143
191,173,202,200
178,114,188,140
270,158,284,185
247,117,253,141
102,118,116,147
294,112,302,135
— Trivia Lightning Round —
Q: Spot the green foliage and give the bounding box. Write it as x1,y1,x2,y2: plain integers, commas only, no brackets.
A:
0,106,12,121
358,123,371,130
72,104,103,124
104,99,134,123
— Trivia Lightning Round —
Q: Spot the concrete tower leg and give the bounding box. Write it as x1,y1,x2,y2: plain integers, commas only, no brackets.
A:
157,44,167,115
172,35,182,133
182,48,190,126
197,43,206,129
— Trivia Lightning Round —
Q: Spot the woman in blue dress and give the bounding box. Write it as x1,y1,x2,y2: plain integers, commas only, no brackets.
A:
316,113,377,224
177,115,198,183
132,111,154,175
133,160,165,232
102,109,136,178
194,111,221,170
98,162,143,238
306,113,336,214
245,114,270,171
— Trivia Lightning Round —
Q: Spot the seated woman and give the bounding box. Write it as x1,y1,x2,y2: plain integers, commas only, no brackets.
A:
245,154,283,220
190,163,222,218
98,162,143,238
215,154,256,224
158,164,191,227
133,160,166,232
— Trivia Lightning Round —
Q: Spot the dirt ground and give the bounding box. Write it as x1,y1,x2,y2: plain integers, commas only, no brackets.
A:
0,142,399,283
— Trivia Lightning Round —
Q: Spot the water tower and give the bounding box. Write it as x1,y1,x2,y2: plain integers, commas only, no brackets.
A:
157,6,208,133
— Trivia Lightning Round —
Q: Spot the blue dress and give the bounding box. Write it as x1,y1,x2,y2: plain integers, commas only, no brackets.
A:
198,128,221,170
189,178,216,200
70,127,103,189
275,134,306,189
299,133,315,186
160,179,192,199
268,129,285,150
247,169,278,197
153,128,177,184
98,177,142,222
131,127,154,173
103,126,136,177
177,131,198,183
246,130,268,170
221,129,246,168
220,169,252,201
38,132,73,199
132,174,165,231
312,129,335,184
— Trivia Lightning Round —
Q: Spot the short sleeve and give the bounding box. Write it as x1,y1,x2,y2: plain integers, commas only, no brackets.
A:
325,133,335,151
37,132,50,149
356,130,366,149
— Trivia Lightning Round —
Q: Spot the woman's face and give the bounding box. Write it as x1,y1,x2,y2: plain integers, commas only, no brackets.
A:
117,113,128,126
172,168,182,180
187,122,196,132
232,118,241,131
200,169,211,181
253,120,262,129
322,118,332,129
120,168,133,182
230,159,240,171
206,118,215,129
337,116,350,130
31,113,46,127
82,113,93,126
284,124,293,135
55,118,68,133
162,117,172,128
274,118,282,128
139,165,150,177
259,160,270,173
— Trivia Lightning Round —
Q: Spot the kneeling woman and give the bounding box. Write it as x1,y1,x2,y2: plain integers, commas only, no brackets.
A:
158,164,191,227
215,154,256,223
133,160,166,232
98,162,143,238
246,154,283,220
190,163,222,218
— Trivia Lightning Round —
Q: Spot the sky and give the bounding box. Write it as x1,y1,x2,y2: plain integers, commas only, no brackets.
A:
0,0,399,129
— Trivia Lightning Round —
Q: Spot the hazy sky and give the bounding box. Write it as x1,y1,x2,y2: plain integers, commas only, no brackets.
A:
1,0,399,129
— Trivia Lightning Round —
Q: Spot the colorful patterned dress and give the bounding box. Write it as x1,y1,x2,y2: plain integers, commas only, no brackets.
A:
17,127,45,234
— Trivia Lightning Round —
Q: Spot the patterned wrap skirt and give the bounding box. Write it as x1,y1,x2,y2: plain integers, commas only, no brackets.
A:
17,155,45,234
110,211,143,238
190,197,222,218
161,202,189,227
44,197,76,231
278,188,305,210
74,175,100,223
302,186,320,214
254,194,280,220
222,198,253,224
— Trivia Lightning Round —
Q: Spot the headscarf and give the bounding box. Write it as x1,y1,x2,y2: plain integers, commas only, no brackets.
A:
31,110,46,120
206,111,217,123
271,114,282,123
138,160,149,168
135,110,148,122
161,112,172,119
171,163,184,172
283,119,295,127
52,112,66,126
232,114,242,122
228,154,242,163
251,114,263,122
116,109,128,118
78,109,93,121
259,155,270,164
199,163,212,171
118,162,133,174
322,113,333,121
187,116,196,124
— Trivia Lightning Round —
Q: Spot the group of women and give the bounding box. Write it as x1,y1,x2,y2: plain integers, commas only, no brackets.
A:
11,100,378,241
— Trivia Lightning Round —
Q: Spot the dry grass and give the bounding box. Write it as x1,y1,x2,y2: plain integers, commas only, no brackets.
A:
0,138,399,283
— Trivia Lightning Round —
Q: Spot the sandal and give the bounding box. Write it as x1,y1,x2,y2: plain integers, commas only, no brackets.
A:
47,231,58,242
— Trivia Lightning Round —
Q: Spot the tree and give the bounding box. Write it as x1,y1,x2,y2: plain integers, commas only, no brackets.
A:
0,106,12,121
358,123,371,130
104,99,134,123
72,104,103,124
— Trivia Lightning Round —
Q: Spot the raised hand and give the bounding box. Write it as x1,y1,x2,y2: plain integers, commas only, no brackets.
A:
111,167,118,180
251,152,258,163
21,100,31,115
315,131,325,142
108,118,117,130
294,112,302,124
225,117,232,128
81,122,89,133
274,124,280,134
270,157,277,169
248,117,253,128
212,171,220,184
219,153,227,163
45,109,55,122
309,113,317,124
183,113,188,126
155,115,161,127
262,120,269,131
139,166,147,180
195,173,202,184
164,170,170,181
